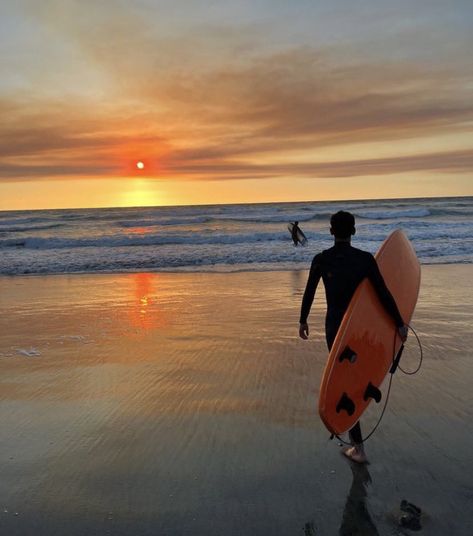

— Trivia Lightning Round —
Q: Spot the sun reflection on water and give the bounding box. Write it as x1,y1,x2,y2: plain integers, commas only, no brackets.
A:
127,272,167,333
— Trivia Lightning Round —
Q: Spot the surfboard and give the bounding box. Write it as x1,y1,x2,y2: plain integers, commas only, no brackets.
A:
288,223,308,246
318,230,421,436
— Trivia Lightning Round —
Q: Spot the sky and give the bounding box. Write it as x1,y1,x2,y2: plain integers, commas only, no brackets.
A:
1,0,472,210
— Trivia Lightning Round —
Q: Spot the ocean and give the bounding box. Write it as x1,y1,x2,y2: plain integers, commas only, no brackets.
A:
0,197,471,275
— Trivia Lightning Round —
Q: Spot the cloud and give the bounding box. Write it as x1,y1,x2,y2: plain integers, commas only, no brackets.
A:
161,47,473,143
0,161,116,178
1,3,472,183
160,149,473,181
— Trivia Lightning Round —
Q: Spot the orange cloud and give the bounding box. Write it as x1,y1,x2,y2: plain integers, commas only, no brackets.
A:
1,6,472,187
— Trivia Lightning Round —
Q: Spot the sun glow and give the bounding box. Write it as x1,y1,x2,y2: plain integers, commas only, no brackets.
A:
136,161,144,170
121,179,165,207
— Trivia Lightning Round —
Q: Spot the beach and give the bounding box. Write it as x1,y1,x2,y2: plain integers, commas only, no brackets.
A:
0,265,472,535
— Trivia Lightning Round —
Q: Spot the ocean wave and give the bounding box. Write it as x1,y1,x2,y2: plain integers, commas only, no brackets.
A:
117,216,211,227
429,207,473,217
1,220,471,250
200,206,470,224
0,230,310,250
0,216,60,227
2,202,470,230
0,223,64,233
210,212,333,224
1,238,471,276
354,208,431,219
206,205,471,224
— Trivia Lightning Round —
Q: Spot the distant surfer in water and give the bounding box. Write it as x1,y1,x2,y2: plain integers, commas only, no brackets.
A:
291,221,301,246
298,211,408,463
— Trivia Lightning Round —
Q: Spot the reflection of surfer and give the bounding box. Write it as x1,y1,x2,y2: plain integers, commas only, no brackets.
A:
339,462,379,535
291,221,301,246
303,462,378,534
298,211,408,463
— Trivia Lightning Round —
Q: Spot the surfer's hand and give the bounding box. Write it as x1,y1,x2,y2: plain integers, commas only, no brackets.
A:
299,323,309,339
398,325,408,342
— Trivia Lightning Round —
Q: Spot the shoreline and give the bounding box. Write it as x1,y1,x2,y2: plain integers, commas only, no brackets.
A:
0,259,471,279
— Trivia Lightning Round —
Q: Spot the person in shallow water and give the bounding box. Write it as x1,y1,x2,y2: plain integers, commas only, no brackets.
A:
298,211,408,463
291,220,301,246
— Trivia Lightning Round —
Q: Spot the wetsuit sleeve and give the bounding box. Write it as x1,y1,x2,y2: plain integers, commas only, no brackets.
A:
367,255,404,327
299,255,322,324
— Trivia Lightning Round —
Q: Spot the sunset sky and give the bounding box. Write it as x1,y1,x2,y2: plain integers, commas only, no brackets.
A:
1,0,472,210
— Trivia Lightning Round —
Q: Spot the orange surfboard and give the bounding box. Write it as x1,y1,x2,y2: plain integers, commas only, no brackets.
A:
318,230,421,436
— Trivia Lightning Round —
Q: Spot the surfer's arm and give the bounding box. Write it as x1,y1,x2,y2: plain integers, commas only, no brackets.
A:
367,255,404,328
299,256,322,326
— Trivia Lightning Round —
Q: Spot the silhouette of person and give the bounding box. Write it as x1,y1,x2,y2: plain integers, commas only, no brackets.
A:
299,211,408,463
292,221,301,246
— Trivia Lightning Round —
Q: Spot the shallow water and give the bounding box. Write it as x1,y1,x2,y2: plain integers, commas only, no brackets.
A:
0,265,472,535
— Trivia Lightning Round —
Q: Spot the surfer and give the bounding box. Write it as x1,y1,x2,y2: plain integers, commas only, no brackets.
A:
298,211,408,463
291,221,301,246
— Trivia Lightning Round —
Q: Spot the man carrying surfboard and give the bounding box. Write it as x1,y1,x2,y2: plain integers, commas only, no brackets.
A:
298,211,408,463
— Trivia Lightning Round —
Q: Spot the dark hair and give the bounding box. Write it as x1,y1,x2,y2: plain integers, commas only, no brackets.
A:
330,211,355,239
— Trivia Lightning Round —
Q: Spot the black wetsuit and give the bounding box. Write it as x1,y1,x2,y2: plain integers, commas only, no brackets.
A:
299,242,404,443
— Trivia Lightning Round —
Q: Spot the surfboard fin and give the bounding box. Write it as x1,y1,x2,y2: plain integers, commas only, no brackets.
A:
336,392,356,416
364,382,382,403
338,346,357,364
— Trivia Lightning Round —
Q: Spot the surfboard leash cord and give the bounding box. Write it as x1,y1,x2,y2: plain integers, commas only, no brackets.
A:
331,323,423,446
398,324,423,375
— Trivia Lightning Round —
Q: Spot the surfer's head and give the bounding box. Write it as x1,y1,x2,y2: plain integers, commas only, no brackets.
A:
330,211,355,239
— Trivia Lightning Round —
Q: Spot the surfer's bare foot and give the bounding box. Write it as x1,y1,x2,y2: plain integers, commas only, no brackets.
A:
341,445,368,464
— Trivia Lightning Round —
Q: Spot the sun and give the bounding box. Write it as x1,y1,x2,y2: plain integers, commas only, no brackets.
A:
136,161,145,170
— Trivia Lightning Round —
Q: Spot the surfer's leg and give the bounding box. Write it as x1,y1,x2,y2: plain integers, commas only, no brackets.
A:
325,325,337,351
342,422,368,464
349,422,362,445
325,314,344,352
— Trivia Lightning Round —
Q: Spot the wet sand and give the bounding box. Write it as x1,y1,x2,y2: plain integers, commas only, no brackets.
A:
0,265,472,535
